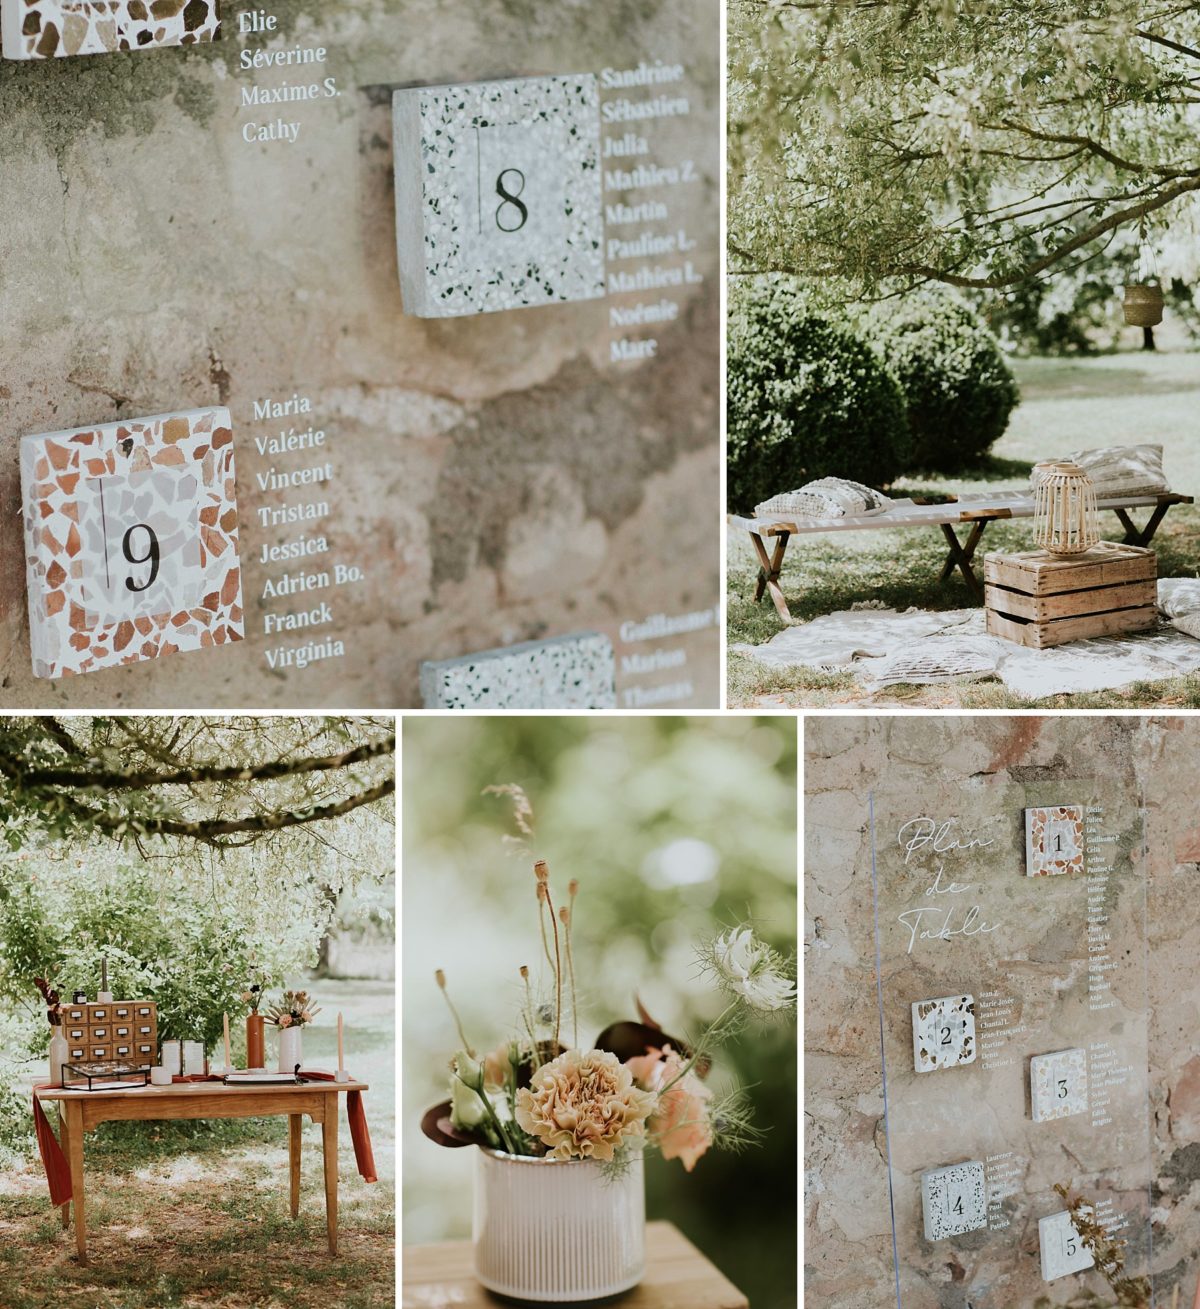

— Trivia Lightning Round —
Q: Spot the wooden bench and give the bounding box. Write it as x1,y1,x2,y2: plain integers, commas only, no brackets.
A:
730,491,1193,622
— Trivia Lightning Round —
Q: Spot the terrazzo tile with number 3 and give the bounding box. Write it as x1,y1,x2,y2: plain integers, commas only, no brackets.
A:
1031,1048,1088,1123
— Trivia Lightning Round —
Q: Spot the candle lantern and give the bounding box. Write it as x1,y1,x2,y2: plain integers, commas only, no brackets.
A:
1033,461,1099,557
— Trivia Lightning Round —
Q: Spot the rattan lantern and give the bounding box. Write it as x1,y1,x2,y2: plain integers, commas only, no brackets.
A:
1033,461,1099,556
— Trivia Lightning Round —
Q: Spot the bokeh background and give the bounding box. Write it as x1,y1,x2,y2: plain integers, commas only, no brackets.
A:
402,715,798,1308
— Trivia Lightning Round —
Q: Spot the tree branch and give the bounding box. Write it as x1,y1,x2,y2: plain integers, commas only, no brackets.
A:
2,736,394,791
892,174,1200,288
58,778,396,848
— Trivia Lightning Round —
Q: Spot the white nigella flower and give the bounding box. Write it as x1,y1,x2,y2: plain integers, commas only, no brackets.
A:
710,928,796,1012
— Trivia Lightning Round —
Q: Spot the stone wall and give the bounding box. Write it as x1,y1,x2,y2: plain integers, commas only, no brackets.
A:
0,0,719,706
805,715,1200,1307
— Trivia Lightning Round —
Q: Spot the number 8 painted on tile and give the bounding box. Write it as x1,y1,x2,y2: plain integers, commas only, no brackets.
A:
495,167,529,233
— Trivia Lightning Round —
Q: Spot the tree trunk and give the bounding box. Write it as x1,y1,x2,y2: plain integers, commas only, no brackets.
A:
1142,326,1157,352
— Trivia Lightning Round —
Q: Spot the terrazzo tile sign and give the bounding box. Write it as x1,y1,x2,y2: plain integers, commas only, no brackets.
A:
1,0,220,60
20,406,243,678
1039,1210,1095,1281
911,994,977,1073
921,1161,987,1241
392,74,605,316
1030,1048,1088,1123
1025,805,1086,876
420,632,616,709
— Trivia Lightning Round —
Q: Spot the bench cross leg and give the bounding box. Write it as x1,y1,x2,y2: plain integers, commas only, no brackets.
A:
750,530,793,621
1111,503,1171,548
939,521,987,598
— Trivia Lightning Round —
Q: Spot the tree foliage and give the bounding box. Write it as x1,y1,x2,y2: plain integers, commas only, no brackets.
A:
730,1,1200,296
0,716,394,852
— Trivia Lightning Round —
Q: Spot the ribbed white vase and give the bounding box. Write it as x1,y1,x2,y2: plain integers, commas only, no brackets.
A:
473,1148,645,1301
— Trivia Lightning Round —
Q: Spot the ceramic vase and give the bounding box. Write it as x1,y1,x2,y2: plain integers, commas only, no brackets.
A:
472,1148,645,1302
246,1014,266,1069
277,1025,303,1074
48,1027,69,1087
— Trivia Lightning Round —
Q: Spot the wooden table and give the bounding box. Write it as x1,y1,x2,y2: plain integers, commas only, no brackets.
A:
36,1078,367,1263
730,490,1193,621
403,1220,749,1308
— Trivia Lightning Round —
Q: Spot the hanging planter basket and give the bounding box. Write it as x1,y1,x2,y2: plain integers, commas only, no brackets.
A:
1123,283,1164,327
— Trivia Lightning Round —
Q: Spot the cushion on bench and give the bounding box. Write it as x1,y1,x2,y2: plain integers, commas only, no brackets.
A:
1031,445,1169,497
754,477,892,521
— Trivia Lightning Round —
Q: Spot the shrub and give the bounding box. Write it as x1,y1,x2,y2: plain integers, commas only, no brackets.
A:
727,278,910,511
869,291,1020,471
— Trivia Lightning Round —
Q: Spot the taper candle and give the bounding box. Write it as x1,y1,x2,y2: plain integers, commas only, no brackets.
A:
338,1012,344,1074
223,1012,231,1071
100,956,107,992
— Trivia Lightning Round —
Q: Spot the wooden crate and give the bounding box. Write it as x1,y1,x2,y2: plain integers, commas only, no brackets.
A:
984,543,1158,649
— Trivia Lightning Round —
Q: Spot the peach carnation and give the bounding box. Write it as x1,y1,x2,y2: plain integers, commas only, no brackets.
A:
626,1045,713,1172
515,1049,655,1161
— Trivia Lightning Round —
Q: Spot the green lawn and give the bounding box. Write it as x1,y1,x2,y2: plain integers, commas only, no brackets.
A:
0,978,395,1309
728,351,1200,708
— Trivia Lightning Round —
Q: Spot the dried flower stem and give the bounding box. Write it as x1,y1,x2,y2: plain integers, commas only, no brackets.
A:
519,965,538,1049
546,891,563,1050
436,969,475,1058
560,904,577,1048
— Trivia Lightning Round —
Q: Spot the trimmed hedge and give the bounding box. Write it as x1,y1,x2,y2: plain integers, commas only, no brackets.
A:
727,279,910,511
870,292,1019,471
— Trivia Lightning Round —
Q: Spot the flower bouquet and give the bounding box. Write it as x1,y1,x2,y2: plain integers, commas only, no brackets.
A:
422,853,795,1302
264,990,321,1074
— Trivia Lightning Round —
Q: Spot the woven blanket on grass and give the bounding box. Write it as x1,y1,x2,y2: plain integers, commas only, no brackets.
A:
733,584,1200,698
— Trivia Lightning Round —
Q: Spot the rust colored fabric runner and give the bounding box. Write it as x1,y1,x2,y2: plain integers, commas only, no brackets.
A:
31,1086,71,1207
299,1070,378,1183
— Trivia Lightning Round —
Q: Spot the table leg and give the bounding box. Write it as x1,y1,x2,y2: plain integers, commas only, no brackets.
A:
322,1104,338,1256
289,1114,302,1219
65,1100,86,1263
57,1106,70,1230
749,531,792,621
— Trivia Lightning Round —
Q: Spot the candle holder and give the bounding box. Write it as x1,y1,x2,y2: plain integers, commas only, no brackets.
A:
336,1069,351,1083
1032,461,1099,557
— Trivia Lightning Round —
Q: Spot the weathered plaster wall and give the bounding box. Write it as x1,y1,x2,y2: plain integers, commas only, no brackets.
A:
0,0,719,706
805,715,1200,1307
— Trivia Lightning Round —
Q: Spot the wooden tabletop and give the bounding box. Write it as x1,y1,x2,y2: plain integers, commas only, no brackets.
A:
402,1220,749,1308
36,1078,368,1101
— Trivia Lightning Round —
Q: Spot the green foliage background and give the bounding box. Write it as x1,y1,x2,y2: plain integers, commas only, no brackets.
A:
402,716,798,1309
866,291,1020,470
728,277,910,509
